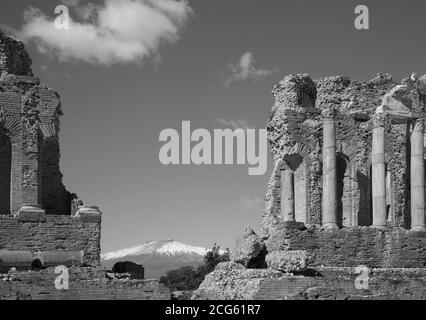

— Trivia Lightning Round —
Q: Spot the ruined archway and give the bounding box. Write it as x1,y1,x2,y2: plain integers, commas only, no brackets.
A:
281,153,308,224
336,153,359,227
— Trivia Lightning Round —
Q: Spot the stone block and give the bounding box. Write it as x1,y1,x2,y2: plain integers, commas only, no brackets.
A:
265,250,309,273
73,206,102,223
215,261,245,271
0,250,33,268
37,251,84,267
231,227,265,268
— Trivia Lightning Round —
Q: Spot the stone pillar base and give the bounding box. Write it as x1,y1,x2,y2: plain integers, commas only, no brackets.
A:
73,206,102,223
322,223,338,230
15,204,46,222
411,226,426,232
372,225,388,230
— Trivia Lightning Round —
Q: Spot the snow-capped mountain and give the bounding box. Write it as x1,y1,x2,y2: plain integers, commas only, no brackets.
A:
102,240,211,260
101,240,223,279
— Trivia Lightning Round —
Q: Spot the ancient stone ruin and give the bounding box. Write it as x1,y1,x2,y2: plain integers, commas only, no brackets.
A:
193,73,426,300
0,31,170,299
1,28,425,299
0,30,102,270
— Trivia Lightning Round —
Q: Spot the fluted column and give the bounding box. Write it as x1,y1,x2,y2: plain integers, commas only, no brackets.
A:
322,107,338,229
281,169,295,221
372,113,387,229
411,119,426,232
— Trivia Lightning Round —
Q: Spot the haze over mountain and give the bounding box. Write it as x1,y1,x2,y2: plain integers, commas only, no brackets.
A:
101,240,219,279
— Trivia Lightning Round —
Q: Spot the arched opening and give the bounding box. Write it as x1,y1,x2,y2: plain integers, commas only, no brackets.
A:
31,259,44,270
282,153,307,224
336,155,347,227
357,169,372,226
0,128,11,215
336,154,355,227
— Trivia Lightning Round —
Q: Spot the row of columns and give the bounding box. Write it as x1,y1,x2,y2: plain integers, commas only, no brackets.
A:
281,108,426,231
371,114,426,231
410,119,425,231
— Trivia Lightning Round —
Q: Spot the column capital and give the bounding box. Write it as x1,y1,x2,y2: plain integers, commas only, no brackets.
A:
413,118,424,132
321,107,336,120
372,112,388,128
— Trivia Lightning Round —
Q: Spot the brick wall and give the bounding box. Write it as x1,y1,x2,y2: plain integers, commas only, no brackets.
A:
254,268,426,300
0,267,171,300
266,226,426,268
0,215,101,266
0,74,71,215
0,128,11,214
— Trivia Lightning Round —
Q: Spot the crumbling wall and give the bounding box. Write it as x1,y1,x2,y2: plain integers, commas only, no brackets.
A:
265,226,426,268
0,31,101,270
263,74,321,237
262,73,426,238
254,268,426,300
40,137,72,215
0,31,73,215
0,267,171,300
0,215,101,267
193,262,426,300
0,31,32,76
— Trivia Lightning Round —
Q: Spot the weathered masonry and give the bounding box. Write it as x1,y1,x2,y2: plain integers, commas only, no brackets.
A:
194,74,426,300
276,89,426,232
0,31,101,270
262,74,426,268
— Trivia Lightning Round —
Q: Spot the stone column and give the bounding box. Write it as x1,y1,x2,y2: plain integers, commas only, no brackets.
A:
322,107,338,229
372,113,387,229
410,119,426,232
281,169,295,221
15,120,45,220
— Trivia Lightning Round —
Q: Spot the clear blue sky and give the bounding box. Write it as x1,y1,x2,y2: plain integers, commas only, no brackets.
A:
1,0,426,252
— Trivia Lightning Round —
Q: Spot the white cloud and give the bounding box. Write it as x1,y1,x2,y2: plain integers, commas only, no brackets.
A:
8,0,192,66
240,194,263,211
217,118,254,130
224,52,278,87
